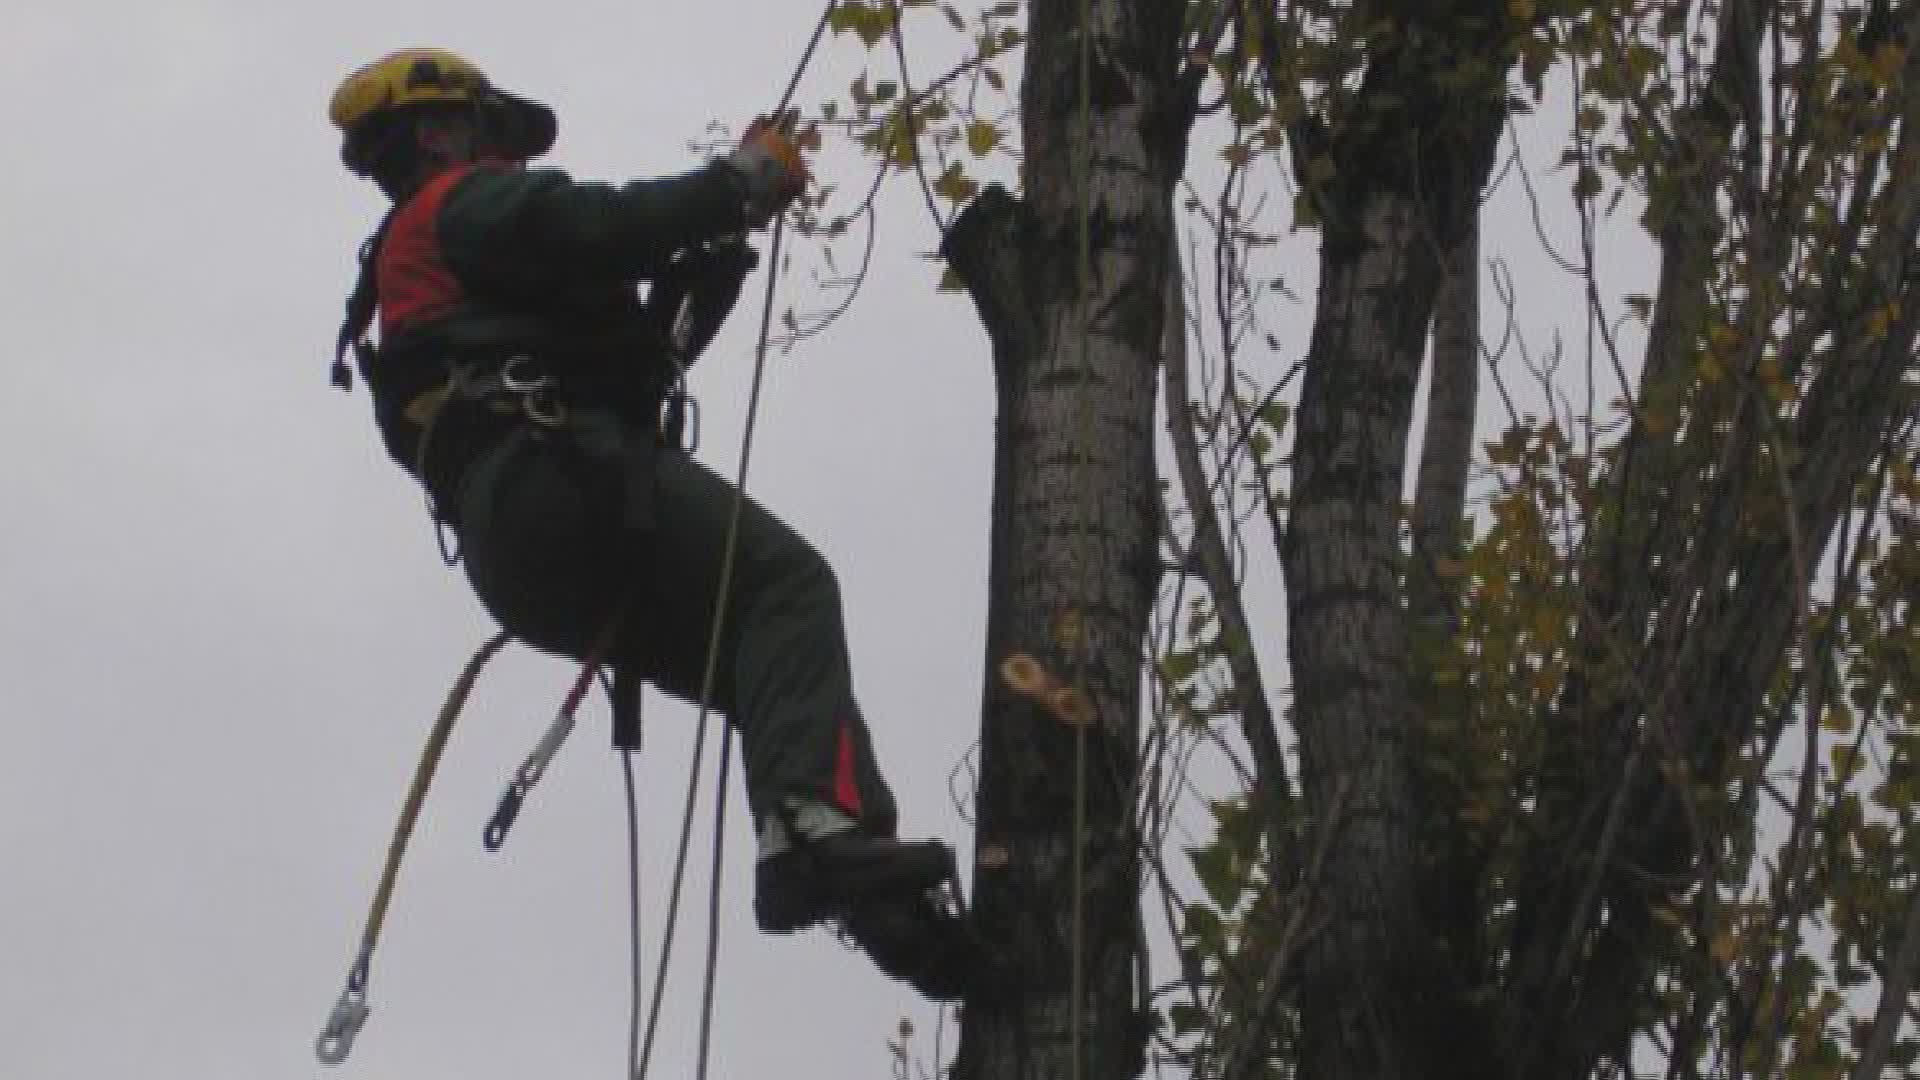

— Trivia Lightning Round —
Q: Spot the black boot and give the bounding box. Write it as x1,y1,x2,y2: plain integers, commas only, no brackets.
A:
839,881,976,1001
754,830,954,933
755,831,977,1000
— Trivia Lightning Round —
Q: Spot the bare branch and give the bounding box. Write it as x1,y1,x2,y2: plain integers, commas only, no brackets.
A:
1163,232,1292,835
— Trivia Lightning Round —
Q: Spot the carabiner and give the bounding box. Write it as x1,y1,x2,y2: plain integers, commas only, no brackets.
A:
522,389,568,429
499,354,552,394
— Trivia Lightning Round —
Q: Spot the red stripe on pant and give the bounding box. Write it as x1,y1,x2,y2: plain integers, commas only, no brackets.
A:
833,717,863,819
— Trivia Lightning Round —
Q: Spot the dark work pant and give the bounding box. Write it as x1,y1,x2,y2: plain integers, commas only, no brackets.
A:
452,421,899,835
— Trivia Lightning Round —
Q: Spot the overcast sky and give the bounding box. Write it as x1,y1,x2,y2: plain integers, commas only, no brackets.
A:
0,4,1652,1080
1,3,1009,1077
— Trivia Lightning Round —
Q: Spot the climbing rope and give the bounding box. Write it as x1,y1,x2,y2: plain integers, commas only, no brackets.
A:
621,746,644,1080
315,630,512,1066
633,9,838,1080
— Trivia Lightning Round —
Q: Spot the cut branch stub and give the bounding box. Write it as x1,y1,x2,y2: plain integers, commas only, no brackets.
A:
1000,652,1096,727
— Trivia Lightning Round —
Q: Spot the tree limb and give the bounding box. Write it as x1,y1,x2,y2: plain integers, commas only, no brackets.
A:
1408,211,1481,634
1850,876,1920,1080
1162,232,1291,833
942,184,1035,373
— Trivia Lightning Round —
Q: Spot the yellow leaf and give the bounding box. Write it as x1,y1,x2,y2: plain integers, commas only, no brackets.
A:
965,120,1001,157
1891,457,1916,494
1872,43,1907,83
1831,744,1865,784
1710,929,1739,964
1529,667,1559,697
1866,303,1898,341
933,162,978,204
1054,610,1085,651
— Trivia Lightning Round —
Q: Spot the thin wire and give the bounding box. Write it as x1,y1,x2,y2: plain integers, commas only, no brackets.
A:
888,0,950,233
622,747,644,1080
775,8,837,119
635,687,713,1078
694,732,734,1080
632,7,837,1078
638,213,792,1080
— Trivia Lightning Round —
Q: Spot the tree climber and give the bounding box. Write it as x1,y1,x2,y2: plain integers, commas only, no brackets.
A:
327,48,971,1000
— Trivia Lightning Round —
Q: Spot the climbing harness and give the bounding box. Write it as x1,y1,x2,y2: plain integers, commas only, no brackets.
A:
477,278,703,852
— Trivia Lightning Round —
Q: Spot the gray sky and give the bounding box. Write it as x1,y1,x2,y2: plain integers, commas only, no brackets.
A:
0,3,1665,1079
3,3,997,1077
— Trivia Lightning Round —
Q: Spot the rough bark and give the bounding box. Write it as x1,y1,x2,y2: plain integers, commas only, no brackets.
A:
1408,215,1481,635
942,2,1189,1079
1407,209,1491,1070
1277,7,1510,1075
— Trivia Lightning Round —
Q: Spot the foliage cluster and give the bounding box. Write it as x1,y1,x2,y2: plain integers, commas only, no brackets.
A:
799,2,1920,1076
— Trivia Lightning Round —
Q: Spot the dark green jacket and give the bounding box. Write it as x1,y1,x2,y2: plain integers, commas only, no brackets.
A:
346,160,753,482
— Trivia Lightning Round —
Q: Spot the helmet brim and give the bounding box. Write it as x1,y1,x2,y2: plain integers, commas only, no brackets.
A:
337,90,557,177
488,90,556,160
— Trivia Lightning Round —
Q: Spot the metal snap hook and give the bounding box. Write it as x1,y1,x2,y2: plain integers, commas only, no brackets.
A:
484,778,530,852
315,984,370,1065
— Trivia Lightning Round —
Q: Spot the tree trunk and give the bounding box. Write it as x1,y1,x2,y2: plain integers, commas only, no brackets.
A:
1408,218,1480,636
942,2,1188,1078
1276,10,1509,1077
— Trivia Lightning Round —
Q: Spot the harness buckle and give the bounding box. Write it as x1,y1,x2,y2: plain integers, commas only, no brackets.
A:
663,389,701,451
498,353,552,394
498,354,569,429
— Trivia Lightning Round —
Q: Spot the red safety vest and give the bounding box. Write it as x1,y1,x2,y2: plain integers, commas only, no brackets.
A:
375,164,480,337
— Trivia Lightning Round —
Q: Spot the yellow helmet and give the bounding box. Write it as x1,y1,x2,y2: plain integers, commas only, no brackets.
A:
330,48,555,173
